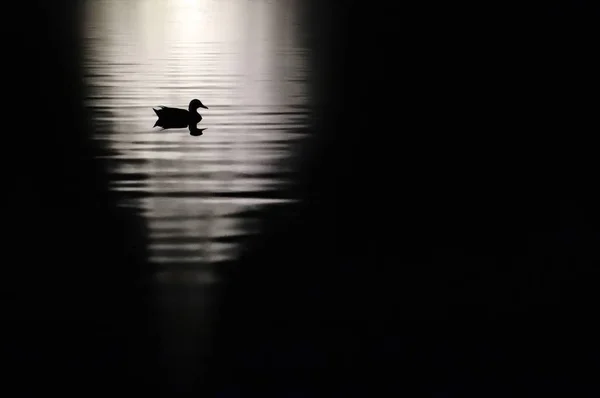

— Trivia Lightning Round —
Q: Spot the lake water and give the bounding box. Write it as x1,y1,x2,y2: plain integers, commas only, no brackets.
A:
82,0,311,391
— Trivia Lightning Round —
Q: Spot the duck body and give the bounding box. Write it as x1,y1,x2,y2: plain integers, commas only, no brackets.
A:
153,106,200,128
153,99,208,129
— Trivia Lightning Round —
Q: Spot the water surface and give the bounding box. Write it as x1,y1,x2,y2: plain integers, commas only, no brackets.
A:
83,0,310,389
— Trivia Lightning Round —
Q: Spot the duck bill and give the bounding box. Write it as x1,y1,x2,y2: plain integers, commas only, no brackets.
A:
200,105,209,109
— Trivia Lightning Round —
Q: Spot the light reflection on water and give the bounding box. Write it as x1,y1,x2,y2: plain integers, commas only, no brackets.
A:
82,0,310,389
83,0,309,272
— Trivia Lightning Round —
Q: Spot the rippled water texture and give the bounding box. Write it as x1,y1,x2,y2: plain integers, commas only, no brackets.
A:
83,0,310,389
83,0,310,274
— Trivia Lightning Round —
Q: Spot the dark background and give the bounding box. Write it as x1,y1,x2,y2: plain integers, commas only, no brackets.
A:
3,1,598,396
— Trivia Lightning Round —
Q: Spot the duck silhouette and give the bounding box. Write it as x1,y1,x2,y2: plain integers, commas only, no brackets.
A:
153,99,208,135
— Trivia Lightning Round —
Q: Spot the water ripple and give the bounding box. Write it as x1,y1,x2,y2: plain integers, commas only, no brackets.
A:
83,0,309,386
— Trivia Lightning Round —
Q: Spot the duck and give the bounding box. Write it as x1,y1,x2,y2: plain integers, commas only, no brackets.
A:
153,99,208,130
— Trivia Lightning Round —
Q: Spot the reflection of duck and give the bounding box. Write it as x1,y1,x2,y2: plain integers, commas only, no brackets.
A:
189,126,207,136
153,99,208,129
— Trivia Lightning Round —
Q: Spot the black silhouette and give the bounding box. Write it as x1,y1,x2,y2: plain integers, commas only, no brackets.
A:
153,98,208,135
189,126,207,136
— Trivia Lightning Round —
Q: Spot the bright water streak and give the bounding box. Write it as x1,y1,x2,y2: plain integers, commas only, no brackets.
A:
83,0,309,270
82,0,310,390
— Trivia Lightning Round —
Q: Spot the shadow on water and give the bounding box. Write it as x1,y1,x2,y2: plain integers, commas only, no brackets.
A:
4,1,161,395
203,1,600,397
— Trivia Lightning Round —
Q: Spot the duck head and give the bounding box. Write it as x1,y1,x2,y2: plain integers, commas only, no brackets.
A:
189,99,208,111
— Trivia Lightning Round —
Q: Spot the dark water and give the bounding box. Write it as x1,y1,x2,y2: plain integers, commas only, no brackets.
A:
82,0,310,390
6,1,599,396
